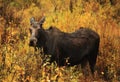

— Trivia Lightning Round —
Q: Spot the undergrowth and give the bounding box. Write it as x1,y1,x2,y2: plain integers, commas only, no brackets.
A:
0,0,120,82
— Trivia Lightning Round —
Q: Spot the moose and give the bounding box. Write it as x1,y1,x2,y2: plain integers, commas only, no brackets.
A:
29,17,100,75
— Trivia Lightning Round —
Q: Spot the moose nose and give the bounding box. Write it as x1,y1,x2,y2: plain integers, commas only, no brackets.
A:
29,38,37,46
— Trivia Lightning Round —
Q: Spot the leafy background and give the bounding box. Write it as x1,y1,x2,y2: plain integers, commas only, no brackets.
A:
0,0,120,82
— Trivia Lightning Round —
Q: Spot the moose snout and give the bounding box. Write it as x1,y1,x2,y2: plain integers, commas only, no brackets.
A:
29,38,37,46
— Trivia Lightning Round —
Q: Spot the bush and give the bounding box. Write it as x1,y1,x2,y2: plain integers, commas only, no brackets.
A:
0,0,120,82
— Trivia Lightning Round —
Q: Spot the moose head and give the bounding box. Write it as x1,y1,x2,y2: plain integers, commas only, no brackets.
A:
29,17,46,48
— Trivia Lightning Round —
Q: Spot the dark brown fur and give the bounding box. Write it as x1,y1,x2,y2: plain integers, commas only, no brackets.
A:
29,17,100,75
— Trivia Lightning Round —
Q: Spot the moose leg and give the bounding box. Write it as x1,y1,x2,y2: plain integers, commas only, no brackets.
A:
88,53,97,76
81,57,88,76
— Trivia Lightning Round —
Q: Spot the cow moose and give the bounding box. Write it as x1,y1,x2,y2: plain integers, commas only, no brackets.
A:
29,17,100,75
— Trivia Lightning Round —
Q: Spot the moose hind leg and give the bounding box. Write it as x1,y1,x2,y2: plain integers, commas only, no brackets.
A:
81,57,89,76
88,54,97,75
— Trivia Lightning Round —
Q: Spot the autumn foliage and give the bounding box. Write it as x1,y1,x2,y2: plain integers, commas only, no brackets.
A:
0,0,120,82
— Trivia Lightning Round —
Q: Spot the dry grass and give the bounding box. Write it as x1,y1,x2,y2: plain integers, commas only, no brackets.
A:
0,0,120,82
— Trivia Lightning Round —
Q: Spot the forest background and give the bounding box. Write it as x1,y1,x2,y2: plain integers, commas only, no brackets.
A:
0,0,120,82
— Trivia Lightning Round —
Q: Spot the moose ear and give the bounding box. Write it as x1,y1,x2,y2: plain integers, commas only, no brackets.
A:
39,16,45,27
30,17,35,25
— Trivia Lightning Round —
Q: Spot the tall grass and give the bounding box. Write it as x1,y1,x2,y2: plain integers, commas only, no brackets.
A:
0,0,120,82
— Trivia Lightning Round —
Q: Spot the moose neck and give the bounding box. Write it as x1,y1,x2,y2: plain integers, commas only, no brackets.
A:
37,29,48,48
